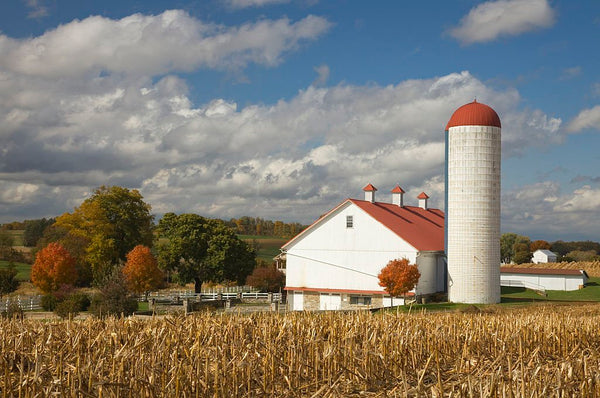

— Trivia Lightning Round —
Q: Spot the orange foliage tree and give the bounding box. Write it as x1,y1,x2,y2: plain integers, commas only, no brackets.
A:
378,258,420,305
530,240,551,252
31,242,78,294
123,245,164,298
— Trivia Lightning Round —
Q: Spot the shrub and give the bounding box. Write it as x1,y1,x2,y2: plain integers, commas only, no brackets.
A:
0,264,19,297
41,294,58,311
89,269,138,318
0,301,23,319
54,299,81,319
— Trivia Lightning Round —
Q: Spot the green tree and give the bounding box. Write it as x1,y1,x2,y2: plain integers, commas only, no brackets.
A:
23,218,55,247
0,263,19,298
500,233,518,264
157,213,255,293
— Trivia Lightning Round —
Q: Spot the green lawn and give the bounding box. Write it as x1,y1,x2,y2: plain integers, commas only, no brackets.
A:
239,235,287,263
0,260,32,281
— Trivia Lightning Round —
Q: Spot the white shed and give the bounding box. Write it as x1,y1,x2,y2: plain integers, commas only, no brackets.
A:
500,267,588,291
532,249,558,264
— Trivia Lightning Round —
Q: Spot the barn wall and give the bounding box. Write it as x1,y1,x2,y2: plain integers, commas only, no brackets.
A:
285,202,419,292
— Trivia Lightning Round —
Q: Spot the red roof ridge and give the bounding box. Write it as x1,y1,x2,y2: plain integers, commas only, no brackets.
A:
363,183,377,192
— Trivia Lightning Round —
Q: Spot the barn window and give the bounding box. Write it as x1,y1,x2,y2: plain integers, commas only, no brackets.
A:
350,296,372,305
346,215,353,228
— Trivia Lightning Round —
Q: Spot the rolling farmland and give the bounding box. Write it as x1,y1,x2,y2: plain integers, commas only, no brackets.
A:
2,304,600,396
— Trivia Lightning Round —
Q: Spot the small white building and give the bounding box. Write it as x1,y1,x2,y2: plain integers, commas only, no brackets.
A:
282,184,446,311
532,249,558,264
500,267,588,291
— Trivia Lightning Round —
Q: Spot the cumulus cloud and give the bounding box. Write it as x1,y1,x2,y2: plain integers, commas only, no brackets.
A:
566,105,600,132
0,45,566,226
502,182,600,240
0,10,331,77
449,0,556,45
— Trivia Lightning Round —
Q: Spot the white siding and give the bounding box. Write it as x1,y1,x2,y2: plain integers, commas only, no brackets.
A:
501,273,586,291
285,202,419,293
291,291,304,310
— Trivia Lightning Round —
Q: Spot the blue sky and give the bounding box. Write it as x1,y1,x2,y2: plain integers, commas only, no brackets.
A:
0,0,599,241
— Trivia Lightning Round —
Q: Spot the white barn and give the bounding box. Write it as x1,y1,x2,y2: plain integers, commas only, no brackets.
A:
501,267,588,291
282,184,446,311
532,249,558,264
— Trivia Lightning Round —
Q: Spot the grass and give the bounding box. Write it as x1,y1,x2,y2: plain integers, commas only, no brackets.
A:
239,235,287,263
0,260,32,281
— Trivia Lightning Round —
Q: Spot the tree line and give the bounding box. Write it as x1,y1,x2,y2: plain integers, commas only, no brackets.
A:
224,216,306,238
500,233,600,264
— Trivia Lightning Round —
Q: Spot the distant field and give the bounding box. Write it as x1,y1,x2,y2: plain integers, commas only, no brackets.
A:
239,235,287,262
0,260,31,281
3,229,24,246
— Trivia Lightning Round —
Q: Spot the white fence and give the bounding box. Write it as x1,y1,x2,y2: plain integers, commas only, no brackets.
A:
144,291,282,302
0,295,42,312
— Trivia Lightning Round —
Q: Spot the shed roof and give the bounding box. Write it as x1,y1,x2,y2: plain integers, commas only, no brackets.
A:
500,267,586,277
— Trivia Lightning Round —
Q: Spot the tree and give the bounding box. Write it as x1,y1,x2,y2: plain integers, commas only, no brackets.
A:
0,264,19,298
31,243,78,294
123,245,164,298
530,240,551,252
246,260,285,292
54,186,154,285
23,218,55,247
500,233,518,264
378,258,420,305
157,213,255,293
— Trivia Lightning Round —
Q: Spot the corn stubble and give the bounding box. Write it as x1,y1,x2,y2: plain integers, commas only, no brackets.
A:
2,305,600,397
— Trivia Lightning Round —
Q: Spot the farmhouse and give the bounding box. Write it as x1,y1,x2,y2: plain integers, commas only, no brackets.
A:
500,267,588,291
282,184,446,311
532,249,558,264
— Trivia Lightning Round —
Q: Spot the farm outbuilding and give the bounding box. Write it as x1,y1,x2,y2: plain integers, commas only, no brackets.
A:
282,184,446,311
532,249,558,264
500,267,588,291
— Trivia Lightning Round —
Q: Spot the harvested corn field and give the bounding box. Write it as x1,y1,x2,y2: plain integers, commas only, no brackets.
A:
2,304,600,397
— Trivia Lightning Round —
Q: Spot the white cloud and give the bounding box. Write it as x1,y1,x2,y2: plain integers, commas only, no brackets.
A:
566,105,600,132
312,64,330,86
502,182,600,240
0,10,332,77
560,66,582,80
225,0,290,9
449,0,556,45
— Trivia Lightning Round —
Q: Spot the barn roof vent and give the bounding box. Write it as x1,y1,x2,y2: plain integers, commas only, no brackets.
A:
363,183,377,203
391,185,405,206
417,192,429,210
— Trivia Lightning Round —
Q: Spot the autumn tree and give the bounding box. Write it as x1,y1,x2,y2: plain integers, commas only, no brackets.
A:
246,260,285,292
530,240,551,252
378,258,420,305
157,213,255,293
31,243,78,294
53,186,154,285
123,245,164,298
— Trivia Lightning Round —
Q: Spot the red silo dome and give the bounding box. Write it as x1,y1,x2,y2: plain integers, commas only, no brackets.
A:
445,100,501,130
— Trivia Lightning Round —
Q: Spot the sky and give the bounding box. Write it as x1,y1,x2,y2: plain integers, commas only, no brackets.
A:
0,0,599,241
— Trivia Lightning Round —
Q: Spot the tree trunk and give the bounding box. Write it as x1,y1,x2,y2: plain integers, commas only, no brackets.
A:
194,277,203,294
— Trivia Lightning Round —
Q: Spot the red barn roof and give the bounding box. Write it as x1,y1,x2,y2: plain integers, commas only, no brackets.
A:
363,183,377,191
446,100,501,130
282,198,444,252
391,185,405,193
417,192,429,199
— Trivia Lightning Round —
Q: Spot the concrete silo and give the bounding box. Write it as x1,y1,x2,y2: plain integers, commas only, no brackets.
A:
445,101,501,304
